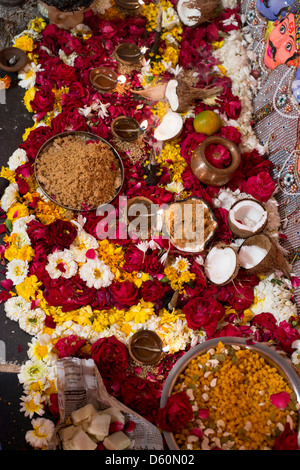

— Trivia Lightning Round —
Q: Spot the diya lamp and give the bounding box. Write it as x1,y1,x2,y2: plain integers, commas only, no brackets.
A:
128,330,163,365
191,136,241,186
115,43,142,66
115,0,144,11
111,115,146,142
0,47,27,72
89,67,118,93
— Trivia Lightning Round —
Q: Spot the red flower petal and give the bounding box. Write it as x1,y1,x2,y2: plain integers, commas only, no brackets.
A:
190,428,203,439
270,391,290,410
198,408,209,419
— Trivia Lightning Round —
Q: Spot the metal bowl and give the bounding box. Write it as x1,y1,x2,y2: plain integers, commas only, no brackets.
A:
160,337,300,450
34,131,125,212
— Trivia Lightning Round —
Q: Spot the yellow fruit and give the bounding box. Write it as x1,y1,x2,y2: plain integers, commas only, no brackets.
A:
193,110,222,135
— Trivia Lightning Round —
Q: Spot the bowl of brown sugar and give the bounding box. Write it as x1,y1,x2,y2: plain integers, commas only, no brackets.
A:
34,131,124,211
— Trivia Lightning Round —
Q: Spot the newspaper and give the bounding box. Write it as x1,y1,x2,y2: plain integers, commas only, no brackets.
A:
48,357,164,450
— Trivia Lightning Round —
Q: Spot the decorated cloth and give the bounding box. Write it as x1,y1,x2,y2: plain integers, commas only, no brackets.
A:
0,0,299,451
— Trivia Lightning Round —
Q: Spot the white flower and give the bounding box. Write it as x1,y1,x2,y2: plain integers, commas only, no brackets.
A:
0,182,19,211
18,62,43,89
92,0,112,15
27,336,56,365
165,181,184,194
18,360,50,384
58,49,78,66
20,393,45,419
69,229,99,263
79,258,114,289
12,231,31,248
7,148,28,171
4,296,31,322
25,418,55,448
162,7,180,30
6,259,29,285
172,256,191,272
19,308,46,335
12,215,36,233
46,249,78,279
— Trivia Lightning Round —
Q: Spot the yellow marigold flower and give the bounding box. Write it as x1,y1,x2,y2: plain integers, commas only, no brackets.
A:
242,308,254,324
16,275,42,301
22,120,38,141
133,272,149,288
35,200,65,225
120,323,132,336
5,244,35,262
0,75,11,89
164,265,195,292
14,35,34,52
24,87,36,113
6,203,29,221
28,17,47,33
0,166,15,183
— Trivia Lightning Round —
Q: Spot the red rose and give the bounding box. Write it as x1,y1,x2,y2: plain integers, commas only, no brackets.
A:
242,171,275,202
109,280,140,308
120,374,161,422
183,297,225,337
123,245,145,273
20,125,53,159
43,276,96,311
274,423,300,450
51,109,87,134
274,321,300,354
205,143,232,169
49,219,77,248
157,391,194,432
91,336,129,377
251,312,277,342
30,88,56,118
145,250,165,276
54,334,86,359
140,278,172,305
51,62,77,85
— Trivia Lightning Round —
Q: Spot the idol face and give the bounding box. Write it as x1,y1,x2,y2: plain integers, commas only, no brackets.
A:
256,0,295,21
264,13,297,69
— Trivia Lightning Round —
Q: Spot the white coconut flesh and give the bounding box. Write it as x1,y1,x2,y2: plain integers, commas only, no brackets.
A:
229,200,267,233
165,79,179,112
239,245,268,269
177,0,202,27
153,111,183,141
205,246,237,284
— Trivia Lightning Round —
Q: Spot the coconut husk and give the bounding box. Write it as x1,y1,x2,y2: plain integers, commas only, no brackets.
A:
205,242,240,286
166,78,223,113
227,198,268,239
131,83,168,102
177,0,220,27
238,234,290,278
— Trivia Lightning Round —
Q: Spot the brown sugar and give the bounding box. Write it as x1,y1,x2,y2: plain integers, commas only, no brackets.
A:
36,135,122,210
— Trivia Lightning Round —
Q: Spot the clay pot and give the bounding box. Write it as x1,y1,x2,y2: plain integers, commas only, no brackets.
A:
89,67,118,92
111,116,140,141
115,0,141,10
128,330,163,365
115,43,142,65
191,136,241,186
0,47,27,72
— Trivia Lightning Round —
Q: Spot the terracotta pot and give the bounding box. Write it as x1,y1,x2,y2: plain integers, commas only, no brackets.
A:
89,67,118,92
111,116,141,141
115,43,141,65
191,136,241,186
128,330,163,365
0,47,27,72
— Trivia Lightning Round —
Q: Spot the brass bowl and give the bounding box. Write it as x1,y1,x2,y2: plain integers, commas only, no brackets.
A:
191,136,241,186
160,337,300,450
115,0,141,10
89,67,118,92
115,43,142,65
0,47,27,72
34,131,124,212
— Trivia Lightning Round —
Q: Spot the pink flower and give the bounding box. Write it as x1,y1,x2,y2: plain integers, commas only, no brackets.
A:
205,143,232,168
190,428,203,439
242,171,276,202
291,276,300,288
198,408,209,419
270,391,290,410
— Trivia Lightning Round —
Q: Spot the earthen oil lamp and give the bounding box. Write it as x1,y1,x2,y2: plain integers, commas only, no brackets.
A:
128,330,163,365
115,0,142,11
0,47,27,72
191,136,241,186
111,115,141,142
89,67,118,93
115,43,142,66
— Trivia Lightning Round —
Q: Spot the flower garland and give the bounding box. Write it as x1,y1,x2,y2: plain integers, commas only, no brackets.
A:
0,0,299,450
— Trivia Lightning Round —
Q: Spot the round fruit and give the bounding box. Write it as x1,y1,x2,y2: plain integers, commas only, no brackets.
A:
193,110,222,136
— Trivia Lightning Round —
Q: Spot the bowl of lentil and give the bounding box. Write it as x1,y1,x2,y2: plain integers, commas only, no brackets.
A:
160,337,300,450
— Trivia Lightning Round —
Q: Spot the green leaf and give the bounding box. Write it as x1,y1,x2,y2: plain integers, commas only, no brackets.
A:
5,219,12,232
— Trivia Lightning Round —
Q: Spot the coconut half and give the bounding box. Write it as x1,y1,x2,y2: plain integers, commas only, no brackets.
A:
165,79,179,112
177,0,220,27
204,244,239,285
228,198,268,238
238,233,290,277
154,111,183,141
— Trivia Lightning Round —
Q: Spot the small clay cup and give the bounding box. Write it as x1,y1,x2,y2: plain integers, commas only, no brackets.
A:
89,67,118,92
115,43,142,65
111,116,140,141
0,47,27,72
128,330,163,365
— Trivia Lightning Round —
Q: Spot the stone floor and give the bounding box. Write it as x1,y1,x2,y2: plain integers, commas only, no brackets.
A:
0,1,39,450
